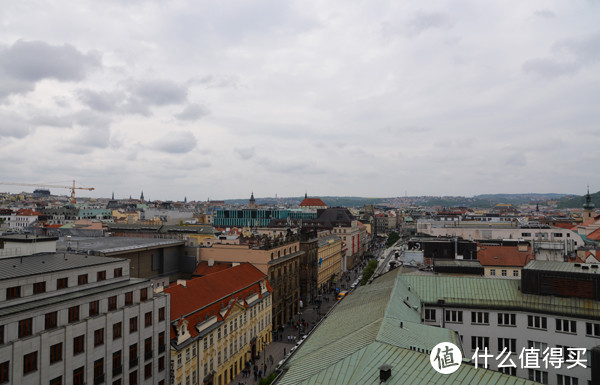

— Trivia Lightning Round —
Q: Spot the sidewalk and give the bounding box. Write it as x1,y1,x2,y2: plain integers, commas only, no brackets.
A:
230,264,367,384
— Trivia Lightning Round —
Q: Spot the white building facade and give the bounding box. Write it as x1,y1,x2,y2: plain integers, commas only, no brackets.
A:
0,253,170,385
404,272,599,385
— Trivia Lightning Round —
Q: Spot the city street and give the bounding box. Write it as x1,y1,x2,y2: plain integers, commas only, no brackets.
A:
230,262,367,385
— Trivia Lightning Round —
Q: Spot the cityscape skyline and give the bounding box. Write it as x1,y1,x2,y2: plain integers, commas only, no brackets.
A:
1,1,599,200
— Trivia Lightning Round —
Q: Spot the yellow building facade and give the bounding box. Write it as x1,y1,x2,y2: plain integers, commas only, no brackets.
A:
167,264,272,385
317,235,343,292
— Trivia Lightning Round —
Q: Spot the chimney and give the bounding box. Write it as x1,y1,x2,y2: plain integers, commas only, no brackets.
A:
379,364,392,382
177,279,186,288
208,259,214,267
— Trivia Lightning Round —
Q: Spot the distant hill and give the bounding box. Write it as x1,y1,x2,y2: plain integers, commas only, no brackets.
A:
224,196,387,207
224,193,576,209
556,191,600,209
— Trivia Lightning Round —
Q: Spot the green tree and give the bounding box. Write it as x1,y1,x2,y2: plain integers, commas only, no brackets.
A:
360,259,379,285
258,372,278,385
386,231,400,247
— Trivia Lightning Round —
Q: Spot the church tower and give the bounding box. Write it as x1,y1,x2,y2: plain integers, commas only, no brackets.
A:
249,192,256,208
140,190,145,201
583,187,595,222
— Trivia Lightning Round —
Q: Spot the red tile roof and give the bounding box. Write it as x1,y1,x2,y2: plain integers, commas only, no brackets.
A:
299,198,327,207
16,209,44,216
588,227,600,241
477,244,534,267
165,263,272,339
192,261,233,276
553,222,578,229
579,217,600,228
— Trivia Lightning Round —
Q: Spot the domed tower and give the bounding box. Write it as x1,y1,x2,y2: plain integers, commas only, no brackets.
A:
583,187,595,222
249,192,256,208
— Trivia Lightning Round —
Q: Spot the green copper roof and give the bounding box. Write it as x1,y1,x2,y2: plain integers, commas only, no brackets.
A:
281,342,536,385
401,274,600,320
277,269,536,385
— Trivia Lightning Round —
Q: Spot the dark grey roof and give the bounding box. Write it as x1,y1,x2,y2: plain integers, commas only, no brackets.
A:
56,236,185,254
525,260,600,274
0,234,58,243
433,259,482,268
317,235,342,248
316,207,355,227
0,253,125,280
106,223,215,235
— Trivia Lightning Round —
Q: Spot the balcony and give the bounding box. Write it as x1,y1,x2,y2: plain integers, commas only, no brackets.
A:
159,344,166,354
145,351,153,360
112,366,122,376
94,373,105,385
129,357,138,368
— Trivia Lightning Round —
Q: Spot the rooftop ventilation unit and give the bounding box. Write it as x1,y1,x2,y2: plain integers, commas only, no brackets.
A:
379,364,392,382
575,263,581,267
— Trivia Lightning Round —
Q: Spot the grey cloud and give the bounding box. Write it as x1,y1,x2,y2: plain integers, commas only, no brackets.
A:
174,103,210,121
0,113,32,138
235,147,255,160
256,156,327,175
29,110,112,129
554,32,600,65
505,153,527,167
381,11,452,39
407,11,453,36
534,9,556,18
132,80,188,106
195,75,242,89
0,77,33,100
61,127,112,154
153,131,197,154
78,89,122,112
523,32,600,77
78,88,151,116
408,11,451,33
0,40,101,82
79,79,190,116
522,58,579,77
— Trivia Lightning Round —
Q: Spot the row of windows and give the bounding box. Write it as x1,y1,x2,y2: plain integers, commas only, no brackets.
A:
0,350,167,384
6,304,164,341
470,337,585,367
527,370,579,385
489,269,519,277
5,268,124,300
429,309,591,335
269,245,298,261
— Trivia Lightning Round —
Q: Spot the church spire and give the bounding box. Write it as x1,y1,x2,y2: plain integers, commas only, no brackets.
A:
249,192,256,208
112,191,114,200
140,190,144,201
584,186,595,210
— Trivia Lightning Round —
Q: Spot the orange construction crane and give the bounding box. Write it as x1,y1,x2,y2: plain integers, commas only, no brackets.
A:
0,180,95,204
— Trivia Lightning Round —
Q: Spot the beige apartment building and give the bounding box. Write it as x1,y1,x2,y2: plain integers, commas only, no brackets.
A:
197,240,303,330
317,235,343,293
165,263,272,385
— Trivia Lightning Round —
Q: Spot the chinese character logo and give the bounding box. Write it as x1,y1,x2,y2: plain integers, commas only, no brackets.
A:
430,342,462,374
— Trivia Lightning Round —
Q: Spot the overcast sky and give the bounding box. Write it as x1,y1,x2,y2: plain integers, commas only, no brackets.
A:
1,0,599,201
